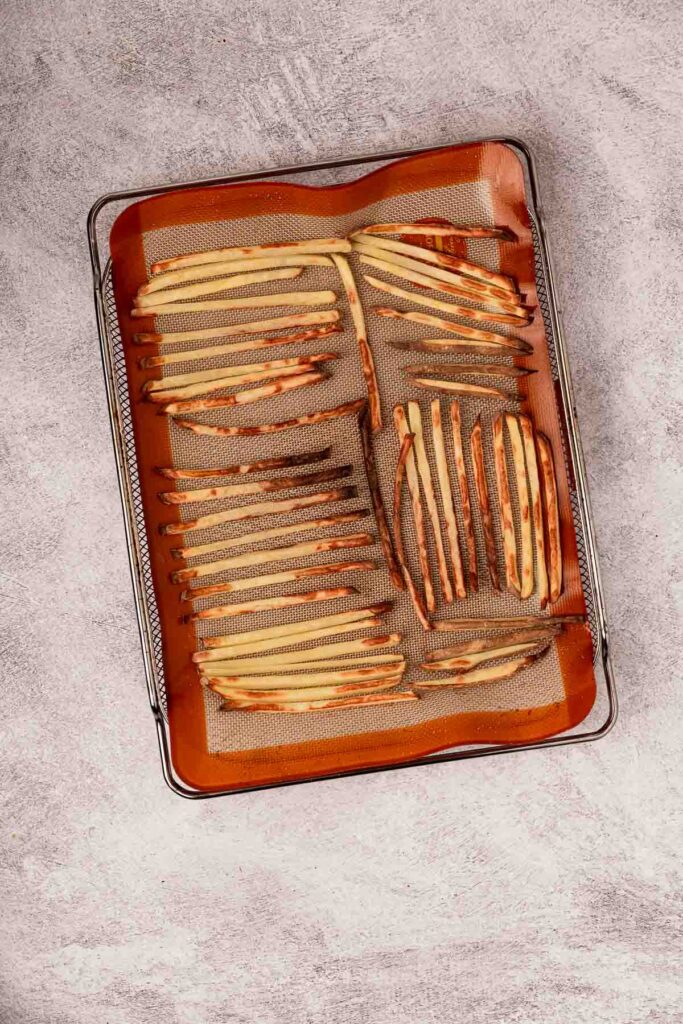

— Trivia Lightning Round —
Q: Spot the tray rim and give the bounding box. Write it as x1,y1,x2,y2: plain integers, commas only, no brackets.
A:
87,135,617,799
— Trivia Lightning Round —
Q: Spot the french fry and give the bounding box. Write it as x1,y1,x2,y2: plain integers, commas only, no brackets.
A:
413,651,546,690
492,414,521,596
351,233,517,292
424,627,560,662
409,377,515,401
469,415,500,590
134,267,302,308
173,533,373,584
430,400,466,600
161,369,326,414
158,464,351,506
154,365,323,407
182,559,375,600
151,238,352,274
157,447,331,480
505,415,534,599
219,692,417,713
387,338,512,356
140,326,341,369
201,634,402,670
202,603,391,649
392,432,431,630
144,353,337,397
421,641,543,671
139,255,335,295
203,656,405,672
354,222,514,241
393,405,436,612
357,255,529,319
160,485,356,536
404,363,533,379
358,404,403,590
186,587,356,622
430,614,584,632
406,401,453,604
174,398,366,438
131,290,337,318
206,664,401,684
449,402,478,592
536,433,563,603
174,509,367,559
331,254,381,431
351,240,518,303
195,617,383,662
364,275,527,328
519,416,549,609
373,308,532,353
212,679,401,703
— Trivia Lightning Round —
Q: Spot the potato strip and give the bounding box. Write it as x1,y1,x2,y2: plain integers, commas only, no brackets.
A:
186,587,355,622
158,464,351,506
156,447,331,480
172,533,373,584
213,680,401,703
470,415,501,590
131,290,337,318
492,414,521,596
160,485,356,536
373,308,532,352
174,398,365,438
151,238,352,274
393,406,436,612
144,353,337,397
425,627,560,661
181,559,375,601
358,404,403,590
364,275,525,328
358,255,528,318
405,363,533,380
331,254,381,431
202,656,405,672
134,267,302,308
195,618,382,662
421,641,540,671
173,509,367,559
351,233,516,292
354,223,513,241
520,416,549,609
205,664,400,684
202,603,391,649
449,402,478,592
162,369,325,414
218,693,417,714
413,652,544,690
431,615,584,632
410,377,514,401
200,634,402,669
351,241,518,302
392,433,431,630
536,433,563,603
407,401,453,603
139,255,334,295
156,366,325,408
506,415,534,599
139,325,342,368
136,313,340,348
430,401,466,599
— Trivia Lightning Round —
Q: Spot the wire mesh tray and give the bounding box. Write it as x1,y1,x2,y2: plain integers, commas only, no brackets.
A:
88,138,616,798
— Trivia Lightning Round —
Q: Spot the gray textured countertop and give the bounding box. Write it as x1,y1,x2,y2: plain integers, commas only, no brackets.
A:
2,2,682,1022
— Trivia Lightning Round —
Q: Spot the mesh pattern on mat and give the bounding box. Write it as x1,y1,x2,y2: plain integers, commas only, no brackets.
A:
104,172,597,753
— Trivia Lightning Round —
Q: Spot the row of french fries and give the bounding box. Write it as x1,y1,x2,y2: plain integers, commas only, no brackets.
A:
135,221,574,712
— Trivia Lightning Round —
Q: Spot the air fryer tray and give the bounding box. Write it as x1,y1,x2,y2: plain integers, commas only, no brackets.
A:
88,138,616,798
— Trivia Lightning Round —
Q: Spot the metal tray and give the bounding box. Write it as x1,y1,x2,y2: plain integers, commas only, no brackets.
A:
87,137,617,798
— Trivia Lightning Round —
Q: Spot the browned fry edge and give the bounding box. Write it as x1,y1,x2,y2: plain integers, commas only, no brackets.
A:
469,415,501,590
449,401,478,592
174,398,365,437
358,404,404,590
392,432,431,630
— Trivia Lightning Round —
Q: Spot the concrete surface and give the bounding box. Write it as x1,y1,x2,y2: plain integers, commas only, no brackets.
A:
1,1,682,1022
